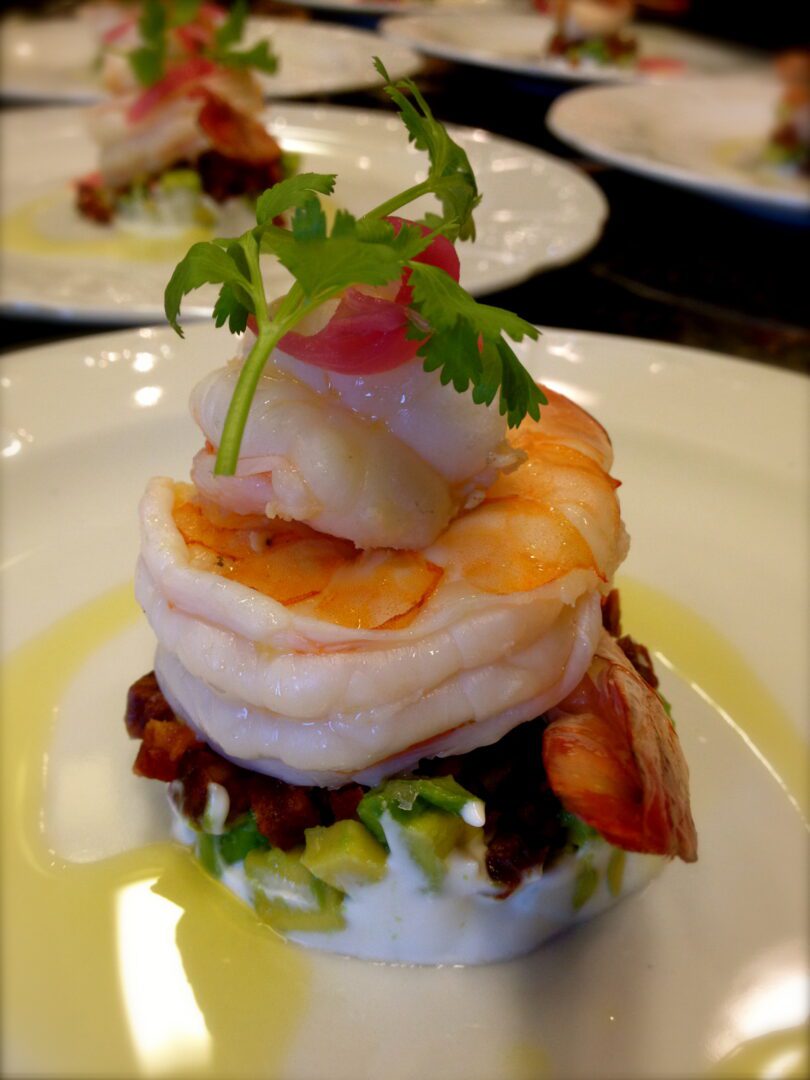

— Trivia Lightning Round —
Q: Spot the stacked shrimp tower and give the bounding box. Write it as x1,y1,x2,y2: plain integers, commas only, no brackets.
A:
135,238,695,961
139,352,629,788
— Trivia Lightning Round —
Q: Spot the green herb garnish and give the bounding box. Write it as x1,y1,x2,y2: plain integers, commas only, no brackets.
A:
129,0,167,88
128,0,277,87
209,0,278,75
371,58,481,242
165,63,545,475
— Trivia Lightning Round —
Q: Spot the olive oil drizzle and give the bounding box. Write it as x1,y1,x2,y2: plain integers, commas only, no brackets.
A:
1,584,309,1078
1,577,806,1076
619,577,809,822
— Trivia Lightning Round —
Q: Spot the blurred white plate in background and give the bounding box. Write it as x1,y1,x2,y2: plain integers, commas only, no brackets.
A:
379,12,763,84
273,0,529,16
0,15,421,102
0,103,607,324
548,75,810,217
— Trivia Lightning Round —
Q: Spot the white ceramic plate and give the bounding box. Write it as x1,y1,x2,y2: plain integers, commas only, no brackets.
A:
0,14,420,102
0,102,607,324
274,0,530,18
379,12,763,84
2,324,808,1078
548,74,810,217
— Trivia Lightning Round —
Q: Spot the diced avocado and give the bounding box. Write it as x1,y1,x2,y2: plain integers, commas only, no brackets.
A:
201,782,230,835
194,812,269,875
572,860,599,911
245,847,345,933
561,810,599,849
607,848,626,897
197,831,222,878
217,813,269,865
279,150,301,177
159,168,202,193
358,776,480,845
399,809,466,890
253,890,345,933
301,820,387,894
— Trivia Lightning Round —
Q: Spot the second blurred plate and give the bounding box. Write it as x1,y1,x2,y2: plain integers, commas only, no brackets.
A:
0,15,420,102
548,75,810,218
0,104,608,324
379,12,761,84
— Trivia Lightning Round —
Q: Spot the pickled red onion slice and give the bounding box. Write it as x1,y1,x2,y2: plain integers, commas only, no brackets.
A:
279,221,460,375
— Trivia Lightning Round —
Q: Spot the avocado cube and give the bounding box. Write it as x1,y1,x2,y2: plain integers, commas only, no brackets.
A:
400,809,466,890
302,820,388,894
245,847,345,933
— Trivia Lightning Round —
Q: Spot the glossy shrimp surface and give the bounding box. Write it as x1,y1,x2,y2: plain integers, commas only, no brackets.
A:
137,385,628,787
543,630,698,862
190,349,521,551
87,64,264,189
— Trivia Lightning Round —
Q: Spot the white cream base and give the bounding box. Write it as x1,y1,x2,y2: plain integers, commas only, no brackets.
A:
292,834,665,965
172,807,665,965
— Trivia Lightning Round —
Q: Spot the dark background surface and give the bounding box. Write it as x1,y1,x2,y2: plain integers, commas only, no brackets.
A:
1,3,808,371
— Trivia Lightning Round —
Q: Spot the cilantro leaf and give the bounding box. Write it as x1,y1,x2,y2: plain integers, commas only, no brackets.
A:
129,0,166,86
126,0,277,87
164,241,253,335
129,44,164,87
407,262,546,427
373,57,481,241
213,0,247,49
169,0,202,27
212,283,250,334
261,207,434,297
214,39,278,74
254,173,337,226
210,1,278,75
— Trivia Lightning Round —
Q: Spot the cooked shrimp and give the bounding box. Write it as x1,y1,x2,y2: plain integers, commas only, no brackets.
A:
543,630,698,861
136,385,627,786
555,0,635,38
88,94,211,189
190,349,522,550
87,60,266,190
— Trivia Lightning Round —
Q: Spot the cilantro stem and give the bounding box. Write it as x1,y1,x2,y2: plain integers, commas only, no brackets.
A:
215,238,284,474
213,285,318,475
214,327,275,474
362,180,433,223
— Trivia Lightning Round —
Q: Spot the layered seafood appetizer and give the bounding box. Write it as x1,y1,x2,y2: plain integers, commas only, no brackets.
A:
127,64,697,964
76,0,287,232
546,0,638,69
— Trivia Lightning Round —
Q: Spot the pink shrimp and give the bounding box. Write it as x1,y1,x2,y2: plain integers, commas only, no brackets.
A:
543,630,697,861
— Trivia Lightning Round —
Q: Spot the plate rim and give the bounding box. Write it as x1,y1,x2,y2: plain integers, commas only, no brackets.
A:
378,11,764,85
0,13,423,103
547,77,810,213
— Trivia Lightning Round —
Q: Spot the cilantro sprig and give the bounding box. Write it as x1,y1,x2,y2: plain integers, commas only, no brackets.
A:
408,264,544,428
129,0,166,88
209,0,278,74
165,63,544,475
368,58,481,241
128,0,277,88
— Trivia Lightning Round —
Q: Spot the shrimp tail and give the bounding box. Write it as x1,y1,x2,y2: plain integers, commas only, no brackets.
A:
543,630,698,862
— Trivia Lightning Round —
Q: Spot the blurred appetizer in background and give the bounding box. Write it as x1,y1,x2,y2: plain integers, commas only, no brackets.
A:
126,62,697,965
766,49,810,175
75,0,288,233
546,0,638,68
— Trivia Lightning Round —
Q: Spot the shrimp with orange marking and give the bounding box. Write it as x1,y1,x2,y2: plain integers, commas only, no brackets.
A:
137,292,628,788
137,218,694,877
544,630,697,862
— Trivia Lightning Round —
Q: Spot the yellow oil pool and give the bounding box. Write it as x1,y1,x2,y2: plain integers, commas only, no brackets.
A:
1,578,806,1077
